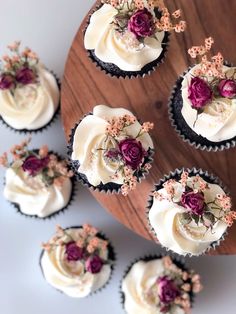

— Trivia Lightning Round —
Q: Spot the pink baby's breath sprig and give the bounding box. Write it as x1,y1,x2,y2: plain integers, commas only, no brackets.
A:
105,114,137,137
156,8,186,33
188,37,225,79
121,165,138,196
223,211,236,227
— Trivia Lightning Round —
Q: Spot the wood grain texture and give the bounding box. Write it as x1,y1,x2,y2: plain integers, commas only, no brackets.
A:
61,0,236,255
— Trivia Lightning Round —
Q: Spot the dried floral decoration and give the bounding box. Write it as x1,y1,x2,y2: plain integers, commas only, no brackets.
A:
147,256,202,313
100,114,153,195
102,0,186,49
187,37,236,115
0,41,39,91
42,225,112,274
153,171,236,230
0,138,73,188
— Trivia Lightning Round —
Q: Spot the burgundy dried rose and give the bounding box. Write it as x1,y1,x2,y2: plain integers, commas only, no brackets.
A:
85,255,103,274
118,138,146,170
0,74,15,90
218,79,236,99
181,189,205,216
188,77,212,109
128,8,155,38
65,241,84,261
158,276,180,304
15,67,36,85
22,155,49,176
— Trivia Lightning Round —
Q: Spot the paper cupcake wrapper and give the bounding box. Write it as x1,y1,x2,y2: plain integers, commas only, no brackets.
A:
146,167,229,257
120,253,196,312
39,225,116,297
4,150,76,220
168,63,236,151
67,113,154,194
84,4,170,79
0,70,61,134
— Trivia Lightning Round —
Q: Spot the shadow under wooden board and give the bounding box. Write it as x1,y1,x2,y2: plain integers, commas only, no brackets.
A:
61,0,236,255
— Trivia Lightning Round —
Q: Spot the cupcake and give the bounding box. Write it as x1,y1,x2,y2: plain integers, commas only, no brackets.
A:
40,224,115,297
68,104,154,195
169,37,236,151
0,138,74,218
0,41,60,132
121,255,202,314
84,0,186,78
148,168,236,256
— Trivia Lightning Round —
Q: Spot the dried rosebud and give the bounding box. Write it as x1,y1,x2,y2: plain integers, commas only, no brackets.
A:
157,276,180,304
0,74,15,90
218,79,236,99
119,138,146,170
85,255,103,274
181,189,205,216
128,8,155,38
15,67,36,85
188,77,212,109
22,155,49,176
65,241,84,261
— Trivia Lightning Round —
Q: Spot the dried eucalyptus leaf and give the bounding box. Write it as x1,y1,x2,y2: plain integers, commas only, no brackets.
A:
180,212,192,225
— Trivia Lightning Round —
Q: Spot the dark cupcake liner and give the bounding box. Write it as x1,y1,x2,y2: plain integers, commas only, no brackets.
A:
146,167,229,256
4,150,76,220
84,4,170,79
67,113,154,194
0,70,61,134
120,253,196,312
39,225,116,297
168,62,236,151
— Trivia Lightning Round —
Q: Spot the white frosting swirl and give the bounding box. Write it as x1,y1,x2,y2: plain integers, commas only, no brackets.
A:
71,105,153,186
122,259,185,314
0,64,60,130
4,167,72,218
84,4,165,71
41,228,111,298
181,65,236,142
149,176,228,256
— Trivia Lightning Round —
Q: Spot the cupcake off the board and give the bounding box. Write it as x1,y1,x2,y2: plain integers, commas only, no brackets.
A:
84,0,186,77
121,255,202,314
0,41,60,131
0,138,73,218
40,224,115,297
69,104,154,195
148,169,236,256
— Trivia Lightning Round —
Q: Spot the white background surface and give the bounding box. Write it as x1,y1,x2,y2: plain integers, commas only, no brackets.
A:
0,1,235,314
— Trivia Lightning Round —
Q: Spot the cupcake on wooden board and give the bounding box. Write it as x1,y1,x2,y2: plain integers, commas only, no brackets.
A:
121,255,202,314
40,224,115,297
148,168,236,256
0,138,74,218
68,104,154,195
84,0,186,78
0,41,60,132
169,37,236,150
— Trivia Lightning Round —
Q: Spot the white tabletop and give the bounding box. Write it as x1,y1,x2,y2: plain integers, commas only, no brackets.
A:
0,1,235,313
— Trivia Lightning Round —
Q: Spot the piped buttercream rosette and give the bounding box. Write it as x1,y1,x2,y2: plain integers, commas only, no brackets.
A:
147,168,236,256
68,105,154,195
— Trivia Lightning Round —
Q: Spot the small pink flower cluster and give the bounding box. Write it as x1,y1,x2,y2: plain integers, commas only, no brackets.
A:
121,166,138,196
42,224,108,254
188,37,225,79
223,211,236,227
0,41,39,90
156,8,186,33
161,256,202,313
163,179,176,200
216,194,232,210
106,114,137,137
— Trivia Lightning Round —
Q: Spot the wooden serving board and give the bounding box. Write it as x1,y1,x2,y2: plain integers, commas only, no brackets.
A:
61,0,236,255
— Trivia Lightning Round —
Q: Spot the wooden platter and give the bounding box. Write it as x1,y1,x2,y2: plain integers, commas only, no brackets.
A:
61,0,236,255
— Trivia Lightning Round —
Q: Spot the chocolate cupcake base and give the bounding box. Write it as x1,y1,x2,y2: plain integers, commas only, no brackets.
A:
146,167,228,256
168,66,236,151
